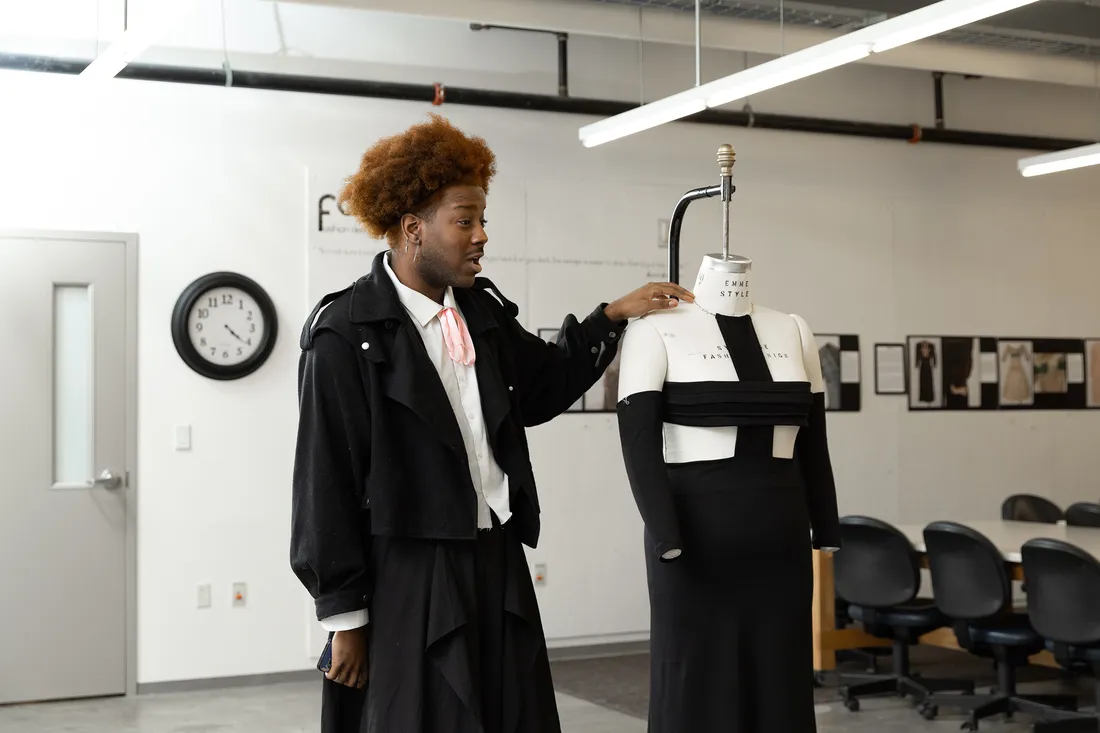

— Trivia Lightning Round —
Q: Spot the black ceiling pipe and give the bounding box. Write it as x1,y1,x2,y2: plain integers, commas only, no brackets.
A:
557,33,569,98
469,23,570,97
933,71,946,129
1,52,1093,153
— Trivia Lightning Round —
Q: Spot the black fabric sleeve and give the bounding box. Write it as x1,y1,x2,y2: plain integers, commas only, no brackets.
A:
616,391,683,560
505,303,627,427
794,393,841,550
290,330,375,621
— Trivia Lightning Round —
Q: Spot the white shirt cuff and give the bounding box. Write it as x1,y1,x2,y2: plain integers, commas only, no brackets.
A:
320,608,369,632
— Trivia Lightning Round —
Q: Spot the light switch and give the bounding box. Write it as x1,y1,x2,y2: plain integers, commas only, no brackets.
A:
233,582,247,607
175,425,191,451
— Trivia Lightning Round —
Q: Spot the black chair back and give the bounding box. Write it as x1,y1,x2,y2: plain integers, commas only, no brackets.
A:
1001,494,1063,524
1064,502,1100,528
923,521,1011,620
835,516,921,609
1021,538,1100,645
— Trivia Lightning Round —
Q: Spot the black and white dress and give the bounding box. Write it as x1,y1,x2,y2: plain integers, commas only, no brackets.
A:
616,304,841,733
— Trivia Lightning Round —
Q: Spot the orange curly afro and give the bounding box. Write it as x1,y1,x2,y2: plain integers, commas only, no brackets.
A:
339,113,497,245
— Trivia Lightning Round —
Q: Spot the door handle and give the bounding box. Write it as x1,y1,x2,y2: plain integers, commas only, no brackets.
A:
91,469,122,489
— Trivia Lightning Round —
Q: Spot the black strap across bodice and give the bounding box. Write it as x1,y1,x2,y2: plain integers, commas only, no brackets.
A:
662,313,811,457
661,381,812,428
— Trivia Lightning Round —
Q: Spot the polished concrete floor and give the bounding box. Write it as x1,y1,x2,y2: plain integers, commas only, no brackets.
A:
1,648,1094,732
0,683,644,733
0,681,1064,733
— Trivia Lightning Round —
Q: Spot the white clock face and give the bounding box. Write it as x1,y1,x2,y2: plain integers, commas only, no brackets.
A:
187,286,266,366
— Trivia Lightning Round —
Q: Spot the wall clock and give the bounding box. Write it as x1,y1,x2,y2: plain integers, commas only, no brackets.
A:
171,272,278,380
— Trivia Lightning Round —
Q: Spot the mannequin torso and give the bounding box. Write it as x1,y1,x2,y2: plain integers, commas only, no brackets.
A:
617,256,823,464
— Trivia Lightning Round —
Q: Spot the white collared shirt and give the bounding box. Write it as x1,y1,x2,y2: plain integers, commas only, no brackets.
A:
320,253,510,632
381,253,511,529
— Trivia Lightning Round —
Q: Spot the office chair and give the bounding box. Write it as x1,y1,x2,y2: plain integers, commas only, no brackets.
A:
835,592,891,673
920,522,1078,729
1002,494,1064,524
834,515,974,712
1064,502,1100,528
813,594,893,688
1020,538,1100,732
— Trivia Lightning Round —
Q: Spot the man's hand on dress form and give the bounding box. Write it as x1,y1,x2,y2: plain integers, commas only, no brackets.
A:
604,282,695,321
328,627,369,688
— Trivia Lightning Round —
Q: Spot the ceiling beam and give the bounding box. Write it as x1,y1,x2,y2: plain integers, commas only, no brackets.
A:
268,0,1100,88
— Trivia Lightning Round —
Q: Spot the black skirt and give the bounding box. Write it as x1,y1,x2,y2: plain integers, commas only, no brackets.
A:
646,454,817,733
321,516,560,733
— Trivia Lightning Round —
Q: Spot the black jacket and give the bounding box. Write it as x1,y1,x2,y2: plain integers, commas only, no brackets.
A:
291,251,625,621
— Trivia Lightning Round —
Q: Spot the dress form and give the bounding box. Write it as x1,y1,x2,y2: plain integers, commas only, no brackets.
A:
614,145,840,733
616,252,841,555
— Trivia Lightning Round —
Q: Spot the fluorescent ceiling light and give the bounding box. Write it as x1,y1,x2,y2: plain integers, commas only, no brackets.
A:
579,92,707,148
579,0,1042,147
1017,143,1100,177
80,1,196,80
704,42,872,108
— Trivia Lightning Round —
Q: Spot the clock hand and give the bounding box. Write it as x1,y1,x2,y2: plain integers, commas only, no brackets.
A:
224,324,244,342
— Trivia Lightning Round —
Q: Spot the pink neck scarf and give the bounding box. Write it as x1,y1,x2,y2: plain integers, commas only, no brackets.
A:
438,307,476,366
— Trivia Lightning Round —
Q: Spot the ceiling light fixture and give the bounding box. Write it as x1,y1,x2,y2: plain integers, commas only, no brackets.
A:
1017,143,1100,177
579,0,1043,147
703,40,874,109
80,1,197,80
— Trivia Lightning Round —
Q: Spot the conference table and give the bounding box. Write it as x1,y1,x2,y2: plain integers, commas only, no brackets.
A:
812,519,1100,672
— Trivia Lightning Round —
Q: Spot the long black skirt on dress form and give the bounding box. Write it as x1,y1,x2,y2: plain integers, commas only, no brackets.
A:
320,516,559,733
646,455,817,733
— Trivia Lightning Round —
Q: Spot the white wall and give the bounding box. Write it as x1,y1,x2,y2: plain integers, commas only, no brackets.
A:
2,2,1100,686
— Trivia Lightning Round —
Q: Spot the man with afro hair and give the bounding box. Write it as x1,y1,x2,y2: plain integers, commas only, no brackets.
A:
291,113,693,733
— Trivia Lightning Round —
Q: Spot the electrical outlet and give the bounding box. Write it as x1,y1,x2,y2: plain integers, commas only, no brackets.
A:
534,563,547,586
197,584,211,609
175,424,192,451
233,582,247,607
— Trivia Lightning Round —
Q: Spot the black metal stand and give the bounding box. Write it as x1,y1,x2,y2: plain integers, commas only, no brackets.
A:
665,184,727,284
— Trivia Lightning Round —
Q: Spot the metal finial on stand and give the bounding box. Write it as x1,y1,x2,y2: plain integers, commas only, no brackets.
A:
665,142,741,283
717,144,736,261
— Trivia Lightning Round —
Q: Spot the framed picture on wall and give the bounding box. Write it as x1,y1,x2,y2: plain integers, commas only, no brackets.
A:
907,336,944,409
1087,339,1100,409
873,343,907,395
906,335,999,411
813,334,861,411
997,338,1087,410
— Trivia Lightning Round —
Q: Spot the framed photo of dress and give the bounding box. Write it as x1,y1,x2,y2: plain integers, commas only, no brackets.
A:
997,338,1086,410
813,334,861,412
906,336,998,410
907,336,943,409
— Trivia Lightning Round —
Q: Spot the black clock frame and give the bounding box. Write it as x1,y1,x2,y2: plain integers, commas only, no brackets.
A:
171,271,278,380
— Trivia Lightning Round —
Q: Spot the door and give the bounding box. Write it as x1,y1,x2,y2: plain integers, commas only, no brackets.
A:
0,231,134,704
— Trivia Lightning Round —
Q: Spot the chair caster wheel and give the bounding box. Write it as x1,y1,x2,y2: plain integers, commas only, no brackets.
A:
844,698,860,712
961,721,978,731
919,703,938,720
